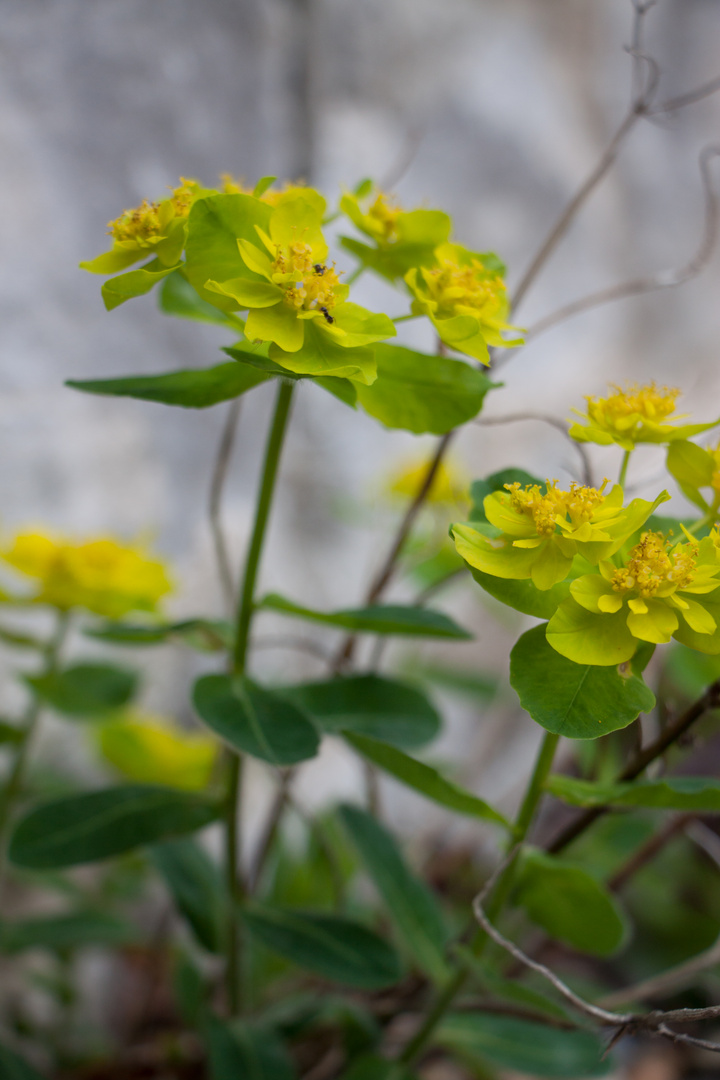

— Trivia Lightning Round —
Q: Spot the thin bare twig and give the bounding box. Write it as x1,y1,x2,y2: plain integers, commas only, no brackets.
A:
471,849,720,1053
332,430,454,672
607,813,694,892
652,75,720,116
248,769,294,893
380,122,426,191
600,932,720,1009
547,677,720,854
526,146,720,341
476,412,593,486
209,398,241,614
250,634,335,664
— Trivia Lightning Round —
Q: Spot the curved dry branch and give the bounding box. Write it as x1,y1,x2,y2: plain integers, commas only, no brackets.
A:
475,412,594,486
471,849,720,1054
525,146,720,341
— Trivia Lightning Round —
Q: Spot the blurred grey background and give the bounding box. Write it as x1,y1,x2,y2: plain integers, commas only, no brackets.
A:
2,0,720,830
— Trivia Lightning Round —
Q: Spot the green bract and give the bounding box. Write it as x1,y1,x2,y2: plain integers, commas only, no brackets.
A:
339,184,452,282
666,438,720,514
205,191,395,384
405,242,521,365
452,480,669,591
546,529,720,665
569,382,720,451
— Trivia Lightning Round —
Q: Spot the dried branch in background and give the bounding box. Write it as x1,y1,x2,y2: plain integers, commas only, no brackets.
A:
208,398,241,613
526,146,720,341
475,412,594,485
471,849,720,1054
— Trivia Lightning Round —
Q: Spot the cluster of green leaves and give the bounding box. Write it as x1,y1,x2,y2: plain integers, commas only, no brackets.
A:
4,172,720,1080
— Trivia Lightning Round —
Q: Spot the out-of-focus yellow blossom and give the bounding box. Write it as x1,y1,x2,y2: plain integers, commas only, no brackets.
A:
2,533,172,618
220,174,308,205
81,177,209,276
569,383,720,451
452,480,669,590
99,711,217,791
387,458,470,509
405,243,522,365
547,529,720,665
339,185,452,282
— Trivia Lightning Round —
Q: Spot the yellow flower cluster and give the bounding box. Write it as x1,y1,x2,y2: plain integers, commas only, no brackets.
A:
271,241,343,314
2,533,172,618
422,256,508,325
505,480,607,539
569,382,719,451
362,192,402,243
611,531,697,599
107,178,197,243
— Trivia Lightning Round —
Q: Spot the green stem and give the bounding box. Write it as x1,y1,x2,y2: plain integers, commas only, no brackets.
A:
397,731,559,1067
0,611,70,871
618,449,631,488
233,380,295,674
225,379,295,1015
392,313,420,324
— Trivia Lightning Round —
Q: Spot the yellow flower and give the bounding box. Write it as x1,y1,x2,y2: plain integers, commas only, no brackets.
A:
547,530,720,665
339,185,452,282
81,177,208,276
387,458,469,508
405,243,522,365
569,383,720,451
220,173,308,206
452,480,669,590
2,533,172,618
99,711,217,791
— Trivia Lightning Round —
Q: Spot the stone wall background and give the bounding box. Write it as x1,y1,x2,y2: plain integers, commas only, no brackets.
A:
1,0,720,831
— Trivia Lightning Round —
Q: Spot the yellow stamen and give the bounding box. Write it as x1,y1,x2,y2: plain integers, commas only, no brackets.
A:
505,480,608,537
612,531,697,598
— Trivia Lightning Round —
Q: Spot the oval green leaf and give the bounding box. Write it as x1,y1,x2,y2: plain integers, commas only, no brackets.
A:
9,785,220,869
510,625,655,739
0,912,137,955
514,848,628,956
282,675,440,749
151,838,225,954
258,593,472,639
344,733,509,828
548,773,720,811
243,904,401,989
27,662,138,719
204,1016,295,1080
193,675,319,766
437,1014,609,1078
355,344,494,434
67,362,268,409
339,804,448,981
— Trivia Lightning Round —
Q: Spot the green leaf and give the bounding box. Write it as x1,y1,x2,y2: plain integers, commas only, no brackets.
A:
344,733,510,827
193,675,319,766
258,593,472,639
0,625,43,649
452,949,570,1020
0,1042,46,1080
9,785,220,869
27,662,138,718
354,344,494,434
437,1014,609,1078
339,804,449,981
101,258,181,311
548,773,720,811
242,904,402,989
514,849,628,956
151,838,225,953
469,566,571,619
205,1015,296,1080
0,911,137,954
341,1056,416,1080
87,618,232,651
184,193,272,309
268,321,377,384
159,271,245,329
281,675,440,749
67,362,268,409
510,625,655,739
0,721,23,745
